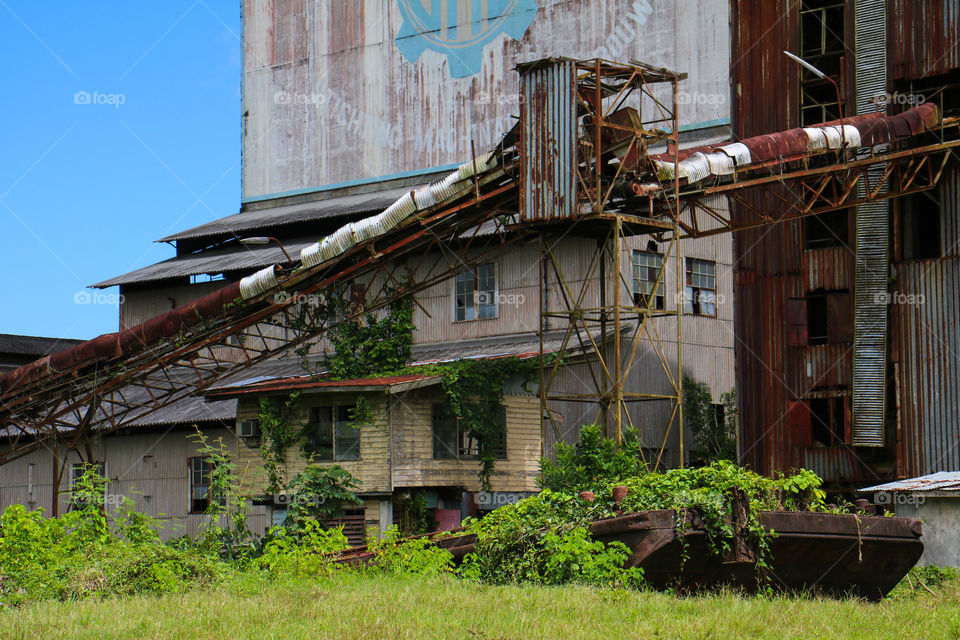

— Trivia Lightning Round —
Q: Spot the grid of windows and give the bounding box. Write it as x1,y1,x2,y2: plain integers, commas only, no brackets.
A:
303,406,361,461
632,250,665,309
455,263,497,321
432,404,507,460
684,258,717,317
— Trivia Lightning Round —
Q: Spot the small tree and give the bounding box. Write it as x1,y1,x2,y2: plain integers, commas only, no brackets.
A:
682,375,737,464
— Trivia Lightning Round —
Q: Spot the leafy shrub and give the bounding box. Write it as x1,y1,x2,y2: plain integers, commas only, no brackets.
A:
370,526,454,576
539,423,646,492
258,519,350,577
458,489,641,588
282,465,364,534
683,375,737,464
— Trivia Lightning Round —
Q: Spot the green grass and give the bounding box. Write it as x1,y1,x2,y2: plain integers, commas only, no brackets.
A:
2,572,959,640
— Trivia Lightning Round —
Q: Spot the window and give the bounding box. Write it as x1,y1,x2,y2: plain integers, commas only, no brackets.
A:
684,258,717,317
189,457,214,513
805,290,852,345
432,404,506,460
632,250,664,309
190,273,225,284
70,462,106,508
790,397,849,447
799,1,846,126
901,191,941,260
804,209,849,249
303,406,361,461
455,263,497,321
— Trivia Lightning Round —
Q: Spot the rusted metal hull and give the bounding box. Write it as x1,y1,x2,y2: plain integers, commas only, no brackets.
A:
590,510,922,599
338,510,922,599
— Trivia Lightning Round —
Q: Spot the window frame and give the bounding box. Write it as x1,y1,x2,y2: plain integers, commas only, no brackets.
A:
431,403,507,461
453,263,498,322
632,250,665,310
303,404,362,462
683,258,718,317
188,456,214,514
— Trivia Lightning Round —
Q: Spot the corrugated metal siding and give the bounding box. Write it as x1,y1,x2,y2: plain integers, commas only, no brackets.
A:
888,0,960,81
851,0,889,447
520,59,577,221
893,167,960,476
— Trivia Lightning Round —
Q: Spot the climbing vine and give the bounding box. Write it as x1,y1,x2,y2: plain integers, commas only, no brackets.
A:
310,288,543,490
257,392,301,493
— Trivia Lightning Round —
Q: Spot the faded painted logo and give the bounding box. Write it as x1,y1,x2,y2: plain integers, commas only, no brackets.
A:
395,0,538,78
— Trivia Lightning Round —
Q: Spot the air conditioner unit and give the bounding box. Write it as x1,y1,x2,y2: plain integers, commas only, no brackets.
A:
238,420,260,438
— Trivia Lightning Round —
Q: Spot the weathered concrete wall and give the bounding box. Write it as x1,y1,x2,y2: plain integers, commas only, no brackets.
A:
896,498,960,568
241,0,731,199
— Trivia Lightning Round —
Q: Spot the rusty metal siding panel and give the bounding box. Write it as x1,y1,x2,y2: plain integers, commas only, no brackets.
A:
797,446,861,482
894,190,960,477
520,59,577,221
802,247,855,291
888,0,960,81
851,0,889,448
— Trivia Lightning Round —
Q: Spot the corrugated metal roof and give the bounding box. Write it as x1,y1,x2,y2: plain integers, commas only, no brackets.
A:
91,238,317,288
157,186,422,243
860,472,960,494
207,374,441,397
204,330,586,394
0,334,84,357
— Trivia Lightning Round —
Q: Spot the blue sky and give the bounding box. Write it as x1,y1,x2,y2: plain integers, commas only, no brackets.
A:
0,1,241,340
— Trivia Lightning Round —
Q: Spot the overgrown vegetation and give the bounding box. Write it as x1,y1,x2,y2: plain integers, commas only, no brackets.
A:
301,288,541,489
683,375,737,463
538,423,647,492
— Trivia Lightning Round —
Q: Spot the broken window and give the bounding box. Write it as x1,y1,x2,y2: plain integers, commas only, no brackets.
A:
804,209,850,249
809,396,848,446
303,406,361,461
900,191,941,260
684,258,717,317
805,290,851,345
632,250,665,309
432,404,506,460
789,396,849,447
455,263,497,321
799,0,846,126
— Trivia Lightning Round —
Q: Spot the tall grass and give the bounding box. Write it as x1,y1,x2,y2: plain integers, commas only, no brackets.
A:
3,572,959,640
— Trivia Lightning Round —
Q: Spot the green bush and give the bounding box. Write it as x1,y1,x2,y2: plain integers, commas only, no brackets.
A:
370,526,454,576
258,519,351,577
539,423,647,493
